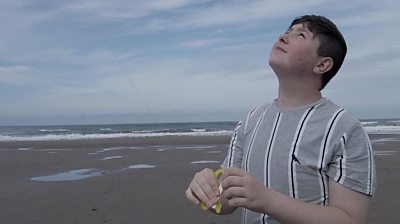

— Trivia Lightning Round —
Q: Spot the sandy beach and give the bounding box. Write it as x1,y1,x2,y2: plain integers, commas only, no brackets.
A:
0,134,399,223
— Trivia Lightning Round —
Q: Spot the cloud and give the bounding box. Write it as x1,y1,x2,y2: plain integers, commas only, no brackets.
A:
180,38,229,48
1,0,399,124
0,65,32,85
124,0,329,34
60,0,201,20
334,1,399,28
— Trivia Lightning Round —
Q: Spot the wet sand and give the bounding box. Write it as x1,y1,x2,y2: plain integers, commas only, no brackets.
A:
0,134,399,223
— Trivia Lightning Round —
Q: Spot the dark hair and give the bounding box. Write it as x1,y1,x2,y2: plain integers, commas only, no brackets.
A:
290,15,347,90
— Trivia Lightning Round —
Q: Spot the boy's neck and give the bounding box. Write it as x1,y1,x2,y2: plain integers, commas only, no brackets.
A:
277,82,322,109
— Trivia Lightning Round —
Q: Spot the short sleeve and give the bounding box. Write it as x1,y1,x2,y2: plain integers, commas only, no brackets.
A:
327,123,377,196
221,120,245,168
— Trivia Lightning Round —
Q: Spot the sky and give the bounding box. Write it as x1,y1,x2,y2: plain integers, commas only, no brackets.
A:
1,0,399,126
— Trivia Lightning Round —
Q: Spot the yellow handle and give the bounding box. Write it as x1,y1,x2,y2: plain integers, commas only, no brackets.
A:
199,168,224,214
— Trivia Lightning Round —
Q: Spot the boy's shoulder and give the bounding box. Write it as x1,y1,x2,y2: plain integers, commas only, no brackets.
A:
321,98,364,131
323,99,360,121
239,102,272,134
248,102,271,118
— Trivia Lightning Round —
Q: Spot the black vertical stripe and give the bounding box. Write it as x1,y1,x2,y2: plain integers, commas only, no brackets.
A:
368,144,373,195
227,131,237,167
336,136,346,183
249,107,257,117
227,122,241,167
266,112,281,187
337,155,343,183
319,109,344,205
290,106,315,198
262,112,281,224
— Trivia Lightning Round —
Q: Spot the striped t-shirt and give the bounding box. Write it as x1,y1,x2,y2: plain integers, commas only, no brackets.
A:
221,98,377,224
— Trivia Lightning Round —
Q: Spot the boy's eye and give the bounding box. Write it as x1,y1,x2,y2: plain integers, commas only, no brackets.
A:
299,33,305,38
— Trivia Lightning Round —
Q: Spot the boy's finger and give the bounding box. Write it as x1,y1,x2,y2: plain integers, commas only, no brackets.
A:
195,169,221,198
191,183,214,208
196,175,220,203
185,187,200,205
205,174,222,196
221,167,247,180
221,175,246,190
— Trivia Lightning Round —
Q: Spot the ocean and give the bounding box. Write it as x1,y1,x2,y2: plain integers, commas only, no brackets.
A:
0,121,236,141
0,119,399,142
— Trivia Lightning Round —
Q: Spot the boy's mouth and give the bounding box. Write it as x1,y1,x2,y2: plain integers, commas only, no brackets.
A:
275,45,287,53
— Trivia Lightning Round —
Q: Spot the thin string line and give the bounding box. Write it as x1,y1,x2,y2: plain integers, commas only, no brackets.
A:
78,0,157,123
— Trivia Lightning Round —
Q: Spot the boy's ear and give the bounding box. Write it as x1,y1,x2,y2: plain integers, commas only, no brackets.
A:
313,57,333,74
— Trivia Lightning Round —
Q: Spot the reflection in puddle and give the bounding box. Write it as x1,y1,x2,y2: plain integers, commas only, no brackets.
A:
128,164,155,169
31,169,103,182
100,156,122,160
373,150,395,156
17,148,33,151
206,150,222,154
191,160,220,164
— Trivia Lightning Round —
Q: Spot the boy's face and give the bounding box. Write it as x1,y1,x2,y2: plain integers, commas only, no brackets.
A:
269,23,321,76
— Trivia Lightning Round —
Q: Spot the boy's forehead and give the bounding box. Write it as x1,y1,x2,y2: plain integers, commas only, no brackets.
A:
289,23,310,32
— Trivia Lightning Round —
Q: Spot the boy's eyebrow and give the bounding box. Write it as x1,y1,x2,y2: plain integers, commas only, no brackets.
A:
287,26,310,33
286,25,314,37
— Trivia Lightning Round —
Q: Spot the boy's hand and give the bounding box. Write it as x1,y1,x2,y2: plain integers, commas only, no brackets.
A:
222,167,270,213
185,168,222,209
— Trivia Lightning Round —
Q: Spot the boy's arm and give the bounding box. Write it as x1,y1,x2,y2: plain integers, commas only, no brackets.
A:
223,168,370,224
265,179,370,224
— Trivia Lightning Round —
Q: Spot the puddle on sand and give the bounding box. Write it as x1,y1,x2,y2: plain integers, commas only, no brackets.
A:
191,160,220,164
100,156,122,160
31,169,103,182
373,150,396,156
206,150,222,154
17,148,33,151
128,164,156,169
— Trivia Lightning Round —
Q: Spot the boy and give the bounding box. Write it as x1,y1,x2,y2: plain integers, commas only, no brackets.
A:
185,15,376,224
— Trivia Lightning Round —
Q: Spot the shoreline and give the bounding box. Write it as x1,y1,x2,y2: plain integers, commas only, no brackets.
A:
0,133,398,147
0,135,232,149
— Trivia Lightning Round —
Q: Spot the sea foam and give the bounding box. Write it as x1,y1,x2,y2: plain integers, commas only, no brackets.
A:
0,131,233,141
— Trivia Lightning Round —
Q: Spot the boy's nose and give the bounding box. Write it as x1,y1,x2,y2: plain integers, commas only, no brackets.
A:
279,33,288,44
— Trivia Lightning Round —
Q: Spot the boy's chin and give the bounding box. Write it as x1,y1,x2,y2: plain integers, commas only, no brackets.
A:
268,59,283,72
